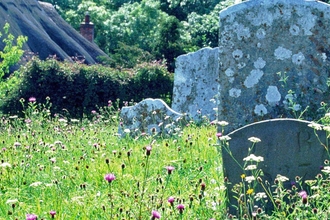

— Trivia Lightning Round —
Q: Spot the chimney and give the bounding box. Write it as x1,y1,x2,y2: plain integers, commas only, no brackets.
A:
80,12,94,43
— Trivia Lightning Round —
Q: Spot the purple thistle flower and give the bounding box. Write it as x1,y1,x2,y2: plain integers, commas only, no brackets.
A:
28,97,36,103
168,196,175,205
146,145,152,156
49,210,56,218
166,166,175,175
298,190,307,199
104,173,116,183
216,133,222,138
151,210,161,219
26,214,38,220
298,190,308,204
177,204,185,214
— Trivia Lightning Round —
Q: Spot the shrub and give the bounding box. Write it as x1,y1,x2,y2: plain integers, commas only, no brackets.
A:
0,57,173,118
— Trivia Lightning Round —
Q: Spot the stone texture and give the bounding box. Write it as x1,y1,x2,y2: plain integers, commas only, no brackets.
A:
221,119,327,214
119,98,186,137
172,47,219,121
0,0,107,65
218,0,330,132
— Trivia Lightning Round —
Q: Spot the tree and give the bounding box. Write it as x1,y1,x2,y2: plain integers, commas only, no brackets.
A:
153,16,185,72
0,23,27,79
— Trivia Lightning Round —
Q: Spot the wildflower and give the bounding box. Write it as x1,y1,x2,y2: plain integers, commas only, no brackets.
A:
146,145,152,156
243,154,264,162
321,166,330,173
58,118,67,123
298,191,307,198
219,135,231,141
248,137,261,143
26,214,38,220
151,210,161,219
28,97,36,103
14,142,21,147
244,165,257,170
166,166,175,175
218,121,229,126
240,174,246,179
247,188,254,195
168,196,175,205
275,174,289,182
6,199,18,204
254,192,267,201
298,190,308,204
50,210,56,218
30,182,43,187
124,129,130,133
91,110,97,114
0,162,11,168
104,173,116,183
308,122,322,130
245,176,255,183
201,182,206,191
25,119,32,124
216,132,222,138
177,204,185,214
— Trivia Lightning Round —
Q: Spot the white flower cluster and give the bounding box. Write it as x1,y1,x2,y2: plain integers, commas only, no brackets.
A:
243,154,264,162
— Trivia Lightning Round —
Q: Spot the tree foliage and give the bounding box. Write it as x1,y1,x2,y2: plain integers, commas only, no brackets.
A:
41,0,237,71
0,23,27,79
34,0,330,71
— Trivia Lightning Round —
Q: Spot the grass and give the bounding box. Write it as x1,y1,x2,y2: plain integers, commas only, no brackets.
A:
0,99,225,219
1,98,330,219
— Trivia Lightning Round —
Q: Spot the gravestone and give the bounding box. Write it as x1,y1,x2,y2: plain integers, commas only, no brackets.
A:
221,119,327,215
172,47,219,121
218,0,330,132
118,98,187,137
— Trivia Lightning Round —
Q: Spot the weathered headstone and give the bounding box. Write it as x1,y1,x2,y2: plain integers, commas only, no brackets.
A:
119,98,187,137
221,119,327,214
218,0,330,132
172,47,219,121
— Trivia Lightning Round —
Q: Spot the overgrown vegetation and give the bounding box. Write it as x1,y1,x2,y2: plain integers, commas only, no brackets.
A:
0,57,173,118
42,0,238,71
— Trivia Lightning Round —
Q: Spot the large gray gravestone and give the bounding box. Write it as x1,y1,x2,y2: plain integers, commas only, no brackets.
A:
172,47,219,121
218,0,330,132
222,119,327,214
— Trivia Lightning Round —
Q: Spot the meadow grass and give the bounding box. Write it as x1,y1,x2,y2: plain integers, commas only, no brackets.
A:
0,99,225,219
1,99,330,219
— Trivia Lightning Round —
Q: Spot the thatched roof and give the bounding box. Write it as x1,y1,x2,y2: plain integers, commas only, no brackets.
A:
0,0,107,64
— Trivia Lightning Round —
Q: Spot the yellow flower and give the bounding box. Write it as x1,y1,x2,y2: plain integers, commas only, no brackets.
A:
241,174,246,179
247,188,254,195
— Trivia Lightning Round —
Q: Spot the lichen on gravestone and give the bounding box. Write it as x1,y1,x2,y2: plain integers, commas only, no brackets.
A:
218,0,330,132
172,47,219,121
118,98,187,137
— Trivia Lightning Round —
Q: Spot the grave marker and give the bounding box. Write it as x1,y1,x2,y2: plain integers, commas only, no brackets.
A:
172,47,219,121
218,0,330,132
221,119,327,214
